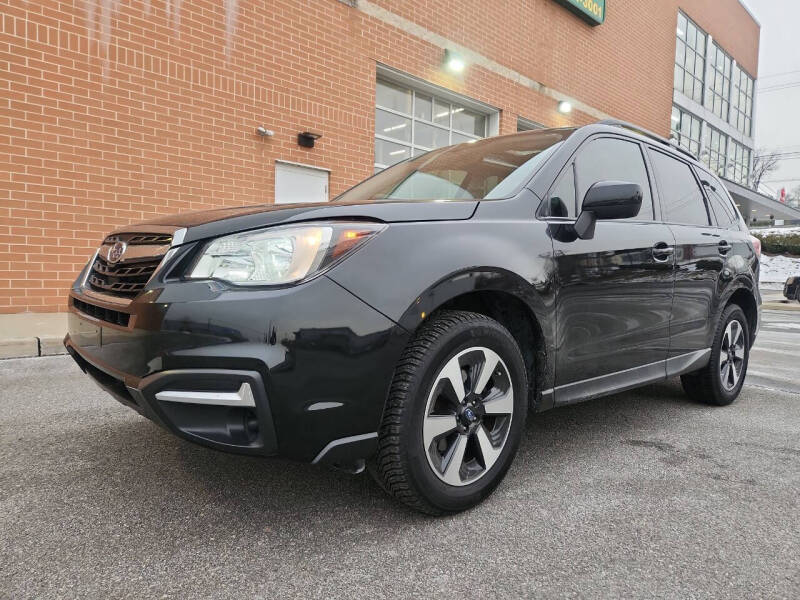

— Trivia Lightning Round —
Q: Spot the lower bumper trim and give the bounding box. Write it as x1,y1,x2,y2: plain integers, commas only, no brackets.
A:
154,383,256,407
312,432,378,465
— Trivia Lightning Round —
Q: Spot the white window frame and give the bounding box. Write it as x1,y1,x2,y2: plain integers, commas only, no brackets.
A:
374,65,499,170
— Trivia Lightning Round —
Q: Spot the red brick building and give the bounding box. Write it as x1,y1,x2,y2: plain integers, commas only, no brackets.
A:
1,0,761,313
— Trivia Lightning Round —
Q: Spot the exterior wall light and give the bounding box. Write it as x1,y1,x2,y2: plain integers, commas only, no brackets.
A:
557,101,572,114
298,131,322,148
444,49,466,74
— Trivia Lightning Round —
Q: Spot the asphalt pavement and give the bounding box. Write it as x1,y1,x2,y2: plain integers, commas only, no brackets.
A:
1,311,798,599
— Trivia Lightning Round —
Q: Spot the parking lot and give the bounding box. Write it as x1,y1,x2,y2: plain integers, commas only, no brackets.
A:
1,310,798,599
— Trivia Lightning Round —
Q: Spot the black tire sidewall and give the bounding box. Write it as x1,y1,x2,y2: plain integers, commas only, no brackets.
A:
401,320,527,512
709,305,750,405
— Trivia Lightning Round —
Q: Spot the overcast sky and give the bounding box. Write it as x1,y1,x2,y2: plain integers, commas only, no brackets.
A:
743,0,800,197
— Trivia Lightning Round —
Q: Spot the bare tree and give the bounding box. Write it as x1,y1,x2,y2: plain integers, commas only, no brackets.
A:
751,150,781,191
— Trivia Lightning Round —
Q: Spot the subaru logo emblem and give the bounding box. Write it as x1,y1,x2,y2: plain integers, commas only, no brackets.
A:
107,241,126,264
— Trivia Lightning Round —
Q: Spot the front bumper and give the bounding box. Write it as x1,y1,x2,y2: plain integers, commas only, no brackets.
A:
65,274,409,466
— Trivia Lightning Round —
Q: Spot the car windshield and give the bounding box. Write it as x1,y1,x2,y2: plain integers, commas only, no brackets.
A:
335,129,574,203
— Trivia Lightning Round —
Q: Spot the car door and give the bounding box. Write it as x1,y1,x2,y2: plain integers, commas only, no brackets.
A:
546,136,676,403
646,149,725,363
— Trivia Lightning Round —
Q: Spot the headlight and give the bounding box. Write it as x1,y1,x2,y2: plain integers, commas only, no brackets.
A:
187,221,385,286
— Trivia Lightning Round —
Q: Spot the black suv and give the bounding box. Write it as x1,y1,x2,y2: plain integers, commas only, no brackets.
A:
65,121,761,514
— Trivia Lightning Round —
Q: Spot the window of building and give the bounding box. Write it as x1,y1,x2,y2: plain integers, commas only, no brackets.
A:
706,42,732,121
648,149,709,226
374,78,489,171
730,64,754,137
517,117,544,132
670,106,702,156
727,139,751,185
703,126,728,177
674,12,706,104
574,138,654,220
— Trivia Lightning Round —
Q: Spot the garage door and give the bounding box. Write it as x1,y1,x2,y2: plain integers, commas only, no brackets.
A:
275,161,329,204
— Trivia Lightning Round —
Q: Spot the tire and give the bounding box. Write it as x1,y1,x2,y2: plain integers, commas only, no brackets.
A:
373,310,528,515
680,304,750,406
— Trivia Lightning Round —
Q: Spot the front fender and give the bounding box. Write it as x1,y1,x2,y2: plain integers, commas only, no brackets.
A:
326,218,558,400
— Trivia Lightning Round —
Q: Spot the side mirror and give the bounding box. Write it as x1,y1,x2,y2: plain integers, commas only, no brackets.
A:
574,181,643,240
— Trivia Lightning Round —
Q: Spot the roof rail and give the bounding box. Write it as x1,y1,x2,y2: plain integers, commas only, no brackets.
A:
597,119,698,161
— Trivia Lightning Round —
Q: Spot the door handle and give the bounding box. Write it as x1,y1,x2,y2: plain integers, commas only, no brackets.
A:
652,242,674,262
718,240,732,255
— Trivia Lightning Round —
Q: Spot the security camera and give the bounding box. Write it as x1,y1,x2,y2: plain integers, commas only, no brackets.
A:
256,126,274,137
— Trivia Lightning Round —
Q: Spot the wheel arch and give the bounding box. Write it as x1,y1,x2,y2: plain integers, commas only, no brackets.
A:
721,280,759,345
396,268,555,411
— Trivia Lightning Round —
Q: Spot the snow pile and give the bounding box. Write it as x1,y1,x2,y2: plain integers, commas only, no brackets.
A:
750,226,800,236
760,253,800,287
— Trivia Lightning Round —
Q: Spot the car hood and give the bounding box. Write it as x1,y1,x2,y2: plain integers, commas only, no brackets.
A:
112,199,478,244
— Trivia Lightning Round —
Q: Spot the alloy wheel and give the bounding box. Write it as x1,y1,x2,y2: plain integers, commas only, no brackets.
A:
422,346,514,486
719,319,746,391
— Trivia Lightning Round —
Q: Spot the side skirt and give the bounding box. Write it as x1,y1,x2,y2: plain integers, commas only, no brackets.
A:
542,348,712,408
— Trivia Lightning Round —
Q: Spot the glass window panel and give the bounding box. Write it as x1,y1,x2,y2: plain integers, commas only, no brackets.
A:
452,107,486,136
546,167,577,218
349,130,572,202
687,23,696,48
575,138,654,220
414,93,432,122
452,132,478,145
433,99,451,126
677,13,687,38
684,71,693,95
675,42,685,65
694,54,704,77
375,109,411,142
414,121,450,149
376,80,412,114
649,150,709,225
375,78,490,171
375,138,411,167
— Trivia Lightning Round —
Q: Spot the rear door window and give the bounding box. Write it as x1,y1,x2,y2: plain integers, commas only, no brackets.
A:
647,150,710,226
574,137,655,220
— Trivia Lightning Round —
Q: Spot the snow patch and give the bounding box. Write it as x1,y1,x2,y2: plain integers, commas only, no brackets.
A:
751,226,800,237
760,253,800,284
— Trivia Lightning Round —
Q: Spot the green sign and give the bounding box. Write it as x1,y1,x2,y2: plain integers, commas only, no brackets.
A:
554,0,606,26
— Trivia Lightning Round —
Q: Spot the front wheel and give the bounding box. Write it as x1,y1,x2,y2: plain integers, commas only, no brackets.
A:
373,310,528,515
681,304,750,406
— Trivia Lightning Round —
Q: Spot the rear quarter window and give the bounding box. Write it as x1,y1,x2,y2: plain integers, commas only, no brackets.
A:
647,149,710,226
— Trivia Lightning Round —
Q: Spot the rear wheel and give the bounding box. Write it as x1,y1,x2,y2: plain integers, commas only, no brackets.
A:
373,310,527,515
681,304,749,406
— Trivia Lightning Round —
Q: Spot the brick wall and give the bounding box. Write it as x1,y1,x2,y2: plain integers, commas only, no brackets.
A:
0,0,759,312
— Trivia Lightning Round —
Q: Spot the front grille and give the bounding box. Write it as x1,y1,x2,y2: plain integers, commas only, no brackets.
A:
86,231,171,298
106,233,173,245
73,298,131,327
88,256,162,297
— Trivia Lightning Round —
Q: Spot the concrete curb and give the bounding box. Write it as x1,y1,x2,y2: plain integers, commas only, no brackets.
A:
0,336,67,360
763,301,800,312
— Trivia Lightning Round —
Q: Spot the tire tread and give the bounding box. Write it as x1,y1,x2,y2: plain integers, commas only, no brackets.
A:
374,310,517,515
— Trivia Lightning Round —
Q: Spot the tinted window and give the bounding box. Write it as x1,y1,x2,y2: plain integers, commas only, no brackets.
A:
648,150,710,225
574,138,654,220
545,165,577,217
701,175,740,230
